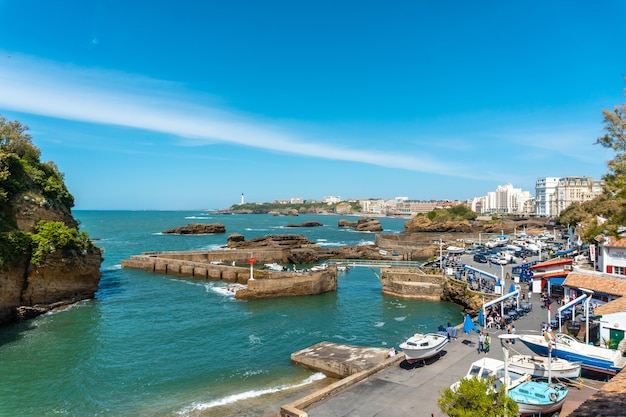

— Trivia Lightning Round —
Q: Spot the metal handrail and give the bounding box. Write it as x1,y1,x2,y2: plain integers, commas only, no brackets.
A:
326,259,424,268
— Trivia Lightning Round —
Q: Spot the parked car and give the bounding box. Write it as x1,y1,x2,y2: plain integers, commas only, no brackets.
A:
487,254,508,265
473,253,488,263
465,246,481,254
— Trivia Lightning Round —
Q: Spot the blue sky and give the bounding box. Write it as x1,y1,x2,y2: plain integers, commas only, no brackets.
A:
0,1,624,210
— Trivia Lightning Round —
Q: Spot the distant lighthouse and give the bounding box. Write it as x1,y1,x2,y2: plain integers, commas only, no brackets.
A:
241,193,244,205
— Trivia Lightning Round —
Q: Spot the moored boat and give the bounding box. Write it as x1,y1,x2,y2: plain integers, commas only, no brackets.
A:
264,262,285,271
518,332,626,375
399,332,448,364
508,354,581,380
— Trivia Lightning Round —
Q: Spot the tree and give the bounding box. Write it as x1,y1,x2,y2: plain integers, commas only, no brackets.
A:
558,79,626,240
596,79,626,199
438,376,518,417
0,116,40,162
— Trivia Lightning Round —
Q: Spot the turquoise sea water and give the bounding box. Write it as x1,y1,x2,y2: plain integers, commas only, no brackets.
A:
0,211,463,417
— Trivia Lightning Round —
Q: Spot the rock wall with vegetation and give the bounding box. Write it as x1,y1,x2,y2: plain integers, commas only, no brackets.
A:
0,116,102,324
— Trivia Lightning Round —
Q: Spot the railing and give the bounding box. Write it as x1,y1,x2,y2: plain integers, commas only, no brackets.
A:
326,259,424,268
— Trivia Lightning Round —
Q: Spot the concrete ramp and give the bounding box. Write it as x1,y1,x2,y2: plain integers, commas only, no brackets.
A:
291,341,392,378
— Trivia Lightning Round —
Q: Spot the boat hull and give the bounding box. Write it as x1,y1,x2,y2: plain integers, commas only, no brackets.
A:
399,333,448,363
508,381,568,416
508,354,581,380
518,333,624,375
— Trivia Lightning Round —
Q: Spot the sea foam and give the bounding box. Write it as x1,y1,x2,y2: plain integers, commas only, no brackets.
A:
176,372,326,415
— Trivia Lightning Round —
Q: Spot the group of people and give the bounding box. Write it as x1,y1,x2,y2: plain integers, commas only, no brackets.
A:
485,305,508,330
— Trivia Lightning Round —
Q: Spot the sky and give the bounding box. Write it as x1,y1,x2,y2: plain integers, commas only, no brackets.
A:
0,1,625,210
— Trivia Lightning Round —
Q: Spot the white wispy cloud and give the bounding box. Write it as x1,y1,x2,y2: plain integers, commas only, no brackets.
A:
0,52,493,180
0,52,608,184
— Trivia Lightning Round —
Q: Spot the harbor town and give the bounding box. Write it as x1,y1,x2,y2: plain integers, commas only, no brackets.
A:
121,214,626,417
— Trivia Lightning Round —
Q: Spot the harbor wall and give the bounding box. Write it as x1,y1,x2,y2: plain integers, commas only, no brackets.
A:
120,252,337,298
380,267,444,300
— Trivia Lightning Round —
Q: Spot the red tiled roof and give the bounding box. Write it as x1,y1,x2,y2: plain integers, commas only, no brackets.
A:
529,258,572,270
568,367,626,417
604,236,626,248
531,270,570,279
595,296,626,316
563,272,626,297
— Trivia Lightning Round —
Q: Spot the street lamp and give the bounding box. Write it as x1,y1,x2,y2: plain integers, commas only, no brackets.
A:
434,238,444,273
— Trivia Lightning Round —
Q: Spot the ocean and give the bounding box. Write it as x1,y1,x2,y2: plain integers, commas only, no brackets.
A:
0,211,464,417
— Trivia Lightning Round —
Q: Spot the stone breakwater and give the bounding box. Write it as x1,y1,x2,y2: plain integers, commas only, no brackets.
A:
120,250,337,300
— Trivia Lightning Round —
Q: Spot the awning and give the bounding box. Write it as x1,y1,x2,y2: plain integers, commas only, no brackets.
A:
482,290,520,310
463,265,499,281
555,248,576,256
549,277,566,285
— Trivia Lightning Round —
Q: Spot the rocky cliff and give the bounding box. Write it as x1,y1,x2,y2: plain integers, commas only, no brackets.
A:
403,215,553,234
0,117,103,325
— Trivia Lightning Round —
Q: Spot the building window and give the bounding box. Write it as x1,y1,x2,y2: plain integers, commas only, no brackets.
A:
613,266,625,276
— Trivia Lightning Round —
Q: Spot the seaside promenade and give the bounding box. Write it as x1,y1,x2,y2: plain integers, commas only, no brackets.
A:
301,254,606,417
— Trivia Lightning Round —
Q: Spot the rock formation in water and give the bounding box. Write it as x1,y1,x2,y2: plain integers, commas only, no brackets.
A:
0,117,103,324
284,221,324,228
162,223,226,234
338,217,383,232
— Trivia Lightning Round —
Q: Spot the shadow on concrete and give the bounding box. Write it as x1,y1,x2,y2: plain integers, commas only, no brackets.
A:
399,351,448,370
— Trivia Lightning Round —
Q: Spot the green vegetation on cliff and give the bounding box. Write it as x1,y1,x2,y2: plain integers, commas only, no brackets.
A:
557,81,626,242
0,116,93,267
424,204,478,222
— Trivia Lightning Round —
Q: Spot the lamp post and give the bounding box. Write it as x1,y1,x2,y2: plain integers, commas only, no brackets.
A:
435,238,444,273
248,254,256,281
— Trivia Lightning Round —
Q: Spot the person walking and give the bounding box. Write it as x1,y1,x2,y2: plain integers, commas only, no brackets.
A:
484,333,491,353
477,331,485,353
511,325,516,344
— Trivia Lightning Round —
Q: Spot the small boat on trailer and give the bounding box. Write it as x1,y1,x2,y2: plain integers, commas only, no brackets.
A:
508,354,581,380
399,332,448,364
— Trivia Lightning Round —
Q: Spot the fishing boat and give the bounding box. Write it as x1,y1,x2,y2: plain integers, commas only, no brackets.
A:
399,333,448,364
501,335,569,416
508,354,581,380
517,332,626,375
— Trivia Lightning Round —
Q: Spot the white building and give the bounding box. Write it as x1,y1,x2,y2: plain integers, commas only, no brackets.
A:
597,236,626,276
535,176,603,217
535,177,560,217
472,184,533,215
323,196,341,204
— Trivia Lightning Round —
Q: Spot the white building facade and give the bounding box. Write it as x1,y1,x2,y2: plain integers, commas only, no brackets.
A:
535,177,560,217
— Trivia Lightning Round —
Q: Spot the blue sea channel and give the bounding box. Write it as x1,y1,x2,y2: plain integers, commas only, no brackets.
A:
0,211,464,417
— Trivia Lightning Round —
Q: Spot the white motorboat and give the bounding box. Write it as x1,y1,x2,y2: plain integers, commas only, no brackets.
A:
310,263,328,271
264,263,285,271
518,332,626,375
446,245,465,255
399,332,448,364
450,357,529,392
508,354,581,380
